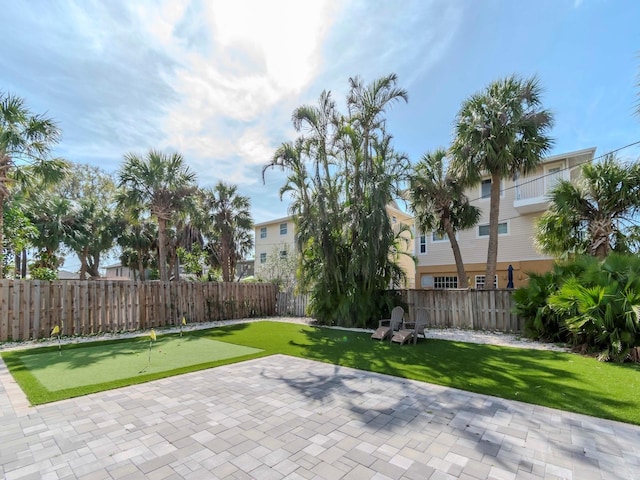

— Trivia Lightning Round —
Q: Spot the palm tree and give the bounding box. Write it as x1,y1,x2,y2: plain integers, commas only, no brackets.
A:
117,220,157,281
409,149,481,288
0,92,67,274
450,75,554,288
26,193,78,271
203,182,253,282
117,150,198,281
535,154,640,259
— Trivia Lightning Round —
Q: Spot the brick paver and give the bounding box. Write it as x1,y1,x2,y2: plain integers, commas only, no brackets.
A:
1,354,640,479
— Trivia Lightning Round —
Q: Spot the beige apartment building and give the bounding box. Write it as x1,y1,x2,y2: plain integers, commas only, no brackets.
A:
254,204,416,288
414,147,596,290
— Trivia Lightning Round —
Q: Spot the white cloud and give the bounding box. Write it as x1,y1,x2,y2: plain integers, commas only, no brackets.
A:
125,0,339,169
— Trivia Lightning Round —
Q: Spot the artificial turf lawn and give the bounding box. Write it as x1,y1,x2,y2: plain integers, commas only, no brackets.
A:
17,336,261,391
4,321,640,425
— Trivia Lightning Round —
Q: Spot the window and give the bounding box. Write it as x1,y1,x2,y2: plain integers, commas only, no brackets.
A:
280,250,287,259
475,275,498,289
434,276,458,289
260,227,267,239
392,216,397,224
280,223,287,235
480,178,502,199
432,232,448,242
421,275,434,288
419,235,427,254
481,179,492,199
260,253,267,264
478,222,508,237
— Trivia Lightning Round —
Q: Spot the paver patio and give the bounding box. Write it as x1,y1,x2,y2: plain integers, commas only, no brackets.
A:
1,353,639,479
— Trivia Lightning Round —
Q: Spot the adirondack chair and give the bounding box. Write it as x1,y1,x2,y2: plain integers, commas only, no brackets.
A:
371,306,404,341
391,308,429,345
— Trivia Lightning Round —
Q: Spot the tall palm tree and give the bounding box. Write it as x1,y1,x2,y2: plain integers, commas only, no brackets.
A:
117,150,198,281
450,75,554,288
203,182,253,282
535,154,640,259
409,149,481,288
0,92,67,273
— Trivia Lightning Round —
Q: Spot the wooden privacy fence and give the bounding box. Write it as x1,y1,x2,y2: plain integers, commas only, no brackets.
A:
0,280,277,342
276,291,310,317
399,289,523,333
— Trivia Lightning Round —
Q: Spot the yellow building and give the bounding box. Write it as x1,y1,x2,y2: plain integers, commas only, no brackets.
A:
254,204,416,288
414,147,596,289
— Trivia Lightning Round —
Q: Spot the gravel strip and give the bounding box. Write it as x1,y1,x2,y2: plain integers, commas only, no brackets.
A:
0,316,568,353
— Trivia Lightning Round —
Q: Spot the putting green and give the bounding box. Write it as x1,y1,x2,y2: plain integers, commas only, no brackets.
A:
17,336,262,392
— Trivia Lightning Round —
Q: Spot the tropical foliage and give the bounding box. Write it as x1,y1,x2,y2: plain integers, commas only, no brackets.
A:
535,154,640,259
450,75,554,288
0,92,68,273
514,254,640,362
255,244,298,293
409,148,480,288
264,74,410,327
117,150,198,281
203,182,254,283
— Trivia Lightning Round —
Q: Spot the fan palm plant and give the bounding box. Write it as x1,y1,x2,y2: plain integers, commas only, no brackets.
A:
409,148,480,288
535,154,640,259
450,75,554,288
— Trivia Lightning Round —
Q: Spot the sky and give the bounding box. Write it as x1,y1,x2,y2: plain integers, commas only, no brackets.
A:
2,0,640,270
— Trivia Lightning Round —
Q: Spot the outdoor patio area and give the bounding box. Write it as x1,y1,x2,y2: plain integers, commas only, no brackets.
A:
1,354,639,479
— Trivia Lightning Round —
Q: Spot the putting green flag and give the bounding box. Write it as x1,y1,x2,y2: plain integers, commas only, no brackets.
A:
182,317,186,326
51,325,60,336
150,329,157,341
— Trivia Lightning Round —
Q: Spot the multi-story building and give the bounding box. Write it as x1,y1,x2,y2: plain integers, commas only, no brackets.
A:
254,204,416,288
414,147,596,289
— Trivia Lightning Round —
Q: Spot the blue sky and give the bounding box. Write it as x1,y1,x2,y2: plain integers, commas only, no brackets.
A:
2,0,639,269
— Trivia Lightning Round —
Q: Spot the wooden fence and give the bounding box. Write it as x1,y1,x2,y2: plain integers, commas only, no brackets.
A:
399,288,523,332
0,280,277,342
272,288,523,333
276,291,310,317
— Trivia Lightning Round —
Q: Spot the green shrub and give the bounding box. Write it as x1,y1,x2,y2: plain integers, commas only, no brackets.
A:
513,271,566,342
548,254,640,362
29,267,58,280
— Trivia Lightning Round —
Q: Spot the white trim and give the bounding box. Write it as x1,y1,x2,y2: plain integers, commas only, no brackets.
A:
475,275,498,289
477,220,509,238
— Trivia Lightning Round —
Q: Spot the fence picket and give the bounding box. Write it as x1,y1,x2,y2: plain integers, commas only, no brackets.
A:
0,281,278,341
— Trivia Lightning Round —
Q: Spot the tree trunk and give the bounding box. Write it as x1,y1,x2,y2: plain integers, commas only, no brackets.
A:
444,218,468,288
14,252,20,279
485,172,502,289
137,248,145,281
21,249,27,278
0,192,5,278
87,253,100,278
158,218,168,281
79,246,88,280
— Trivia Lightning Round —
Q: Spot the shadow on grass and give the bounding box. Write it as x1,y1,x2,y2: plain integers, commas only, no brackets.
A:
282,326,640,426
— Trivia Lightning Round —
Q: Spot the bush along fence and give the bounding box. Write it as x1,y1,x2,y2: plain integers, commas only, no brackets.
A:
273,288,523,333
399,288,523,333
0,280,277,342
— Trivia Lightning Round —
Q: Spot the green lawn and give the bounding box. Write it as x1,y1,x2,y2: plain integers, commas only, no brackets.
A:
4,321,640,425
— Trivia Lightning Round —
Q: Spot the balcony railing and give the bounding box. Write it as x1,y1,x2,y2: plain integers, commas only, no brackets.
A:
514,170,566,213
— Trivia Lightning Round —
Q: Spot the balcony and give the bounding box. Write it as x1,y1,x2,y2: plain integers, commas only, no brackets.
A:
514,169,566,214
